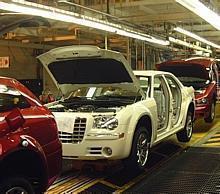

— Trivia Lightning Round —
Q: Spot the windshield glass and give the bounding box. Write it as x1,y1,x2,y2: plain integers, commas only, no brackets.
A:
135,76,151,97
178,77,209,90
65,86,141,100
0,84,30,112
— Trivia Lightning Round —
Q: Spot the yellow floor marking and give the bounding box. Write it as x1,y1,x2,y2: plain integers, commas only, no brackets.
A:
211,134,220,138
98,180,121,189
202,143,220,147
207,137,220,141
46,176,93,194
202,135,220,146
74,179,103,193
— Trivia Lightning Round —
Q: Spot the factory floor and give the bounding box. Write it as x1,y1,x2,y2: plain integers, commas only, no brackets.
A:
46,104,220,193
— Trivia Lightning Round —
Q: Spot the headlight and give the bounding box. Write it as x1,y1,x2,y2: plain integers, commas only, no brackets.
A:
93,116,118,130
196,98,208,104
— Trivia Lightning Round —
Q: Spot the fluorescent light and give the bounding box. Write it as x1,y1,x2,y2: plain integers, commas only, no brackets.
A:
174,27,220,49
0,0,169,46
176,0,220,30
169,37,212,53
116,29,169,45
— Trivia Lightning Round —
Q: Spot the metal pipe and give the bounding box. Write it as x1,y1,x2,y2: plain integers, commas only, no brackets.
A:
0,40,55,50
58,0,119,19
143,42,146,69
105,34,108,50
135,41,138,70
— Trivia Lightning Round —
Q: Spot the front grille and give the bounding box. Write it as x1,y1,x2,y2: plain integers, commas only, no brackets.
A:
59,117,87,143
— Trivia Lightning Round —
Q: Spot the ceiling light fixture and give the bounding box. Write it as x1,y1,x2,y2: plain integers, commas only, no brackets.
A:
174,27,220,49
176,0,220,30
0,0,169,46
169,37,212,53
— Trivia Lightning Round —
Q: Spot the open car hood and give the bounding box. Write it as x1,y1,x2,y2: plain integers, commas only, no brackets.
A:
157,62,209,80
38,45,143,97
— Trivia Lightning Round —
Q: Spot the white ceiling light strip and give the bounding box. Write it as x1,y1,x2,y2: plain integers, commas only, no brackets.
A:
176,0,220,30
0,0,169,46
169,37,212,53
174,27,220,49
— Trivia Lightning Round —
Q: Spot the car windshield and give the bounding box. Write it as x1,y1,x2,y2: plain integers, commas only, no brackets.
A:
178,77,209,90
0,84,30,112
65,86,141,101
135,76,151,97
0,84,20,96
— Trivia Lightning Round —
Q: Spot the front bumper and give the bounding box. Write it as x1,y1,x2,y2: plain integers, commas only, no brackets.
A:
61,132,128,160
195,104,209,119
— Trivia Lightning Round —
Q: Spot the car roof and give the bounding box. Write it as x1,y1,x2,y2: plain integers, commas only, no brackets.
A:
133,70,173,77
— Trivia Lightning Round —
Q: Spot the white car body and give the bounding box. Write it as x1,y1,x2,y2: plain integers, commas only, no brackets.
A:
38,45,195,168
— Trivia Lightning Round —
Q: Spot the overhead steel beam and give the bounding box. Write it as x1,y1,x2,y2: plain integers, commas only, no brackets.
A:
89,0,174,9
119,12,200,23
196,31,220,37
139,5,157,15
0,40,56,50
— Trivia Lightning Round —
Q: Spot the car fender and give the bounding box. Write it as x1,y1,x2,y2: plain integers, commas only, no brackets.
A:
206,82,217,103
182,87,195,123
0,134,49,192
120,101,157,158
0,132,47,168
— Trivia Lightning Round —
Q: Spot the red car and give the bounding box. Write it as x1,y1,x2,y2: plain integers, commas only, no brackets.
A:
0,77,62,193
156,57,218,123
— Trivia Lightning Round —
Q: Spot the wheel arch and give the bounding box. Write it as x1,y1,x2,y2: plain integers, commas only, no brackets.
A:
125,114,153,158
123,114,153,170
136,115,153,142
0,149,48,193
213,92,217,105
188,101,195,120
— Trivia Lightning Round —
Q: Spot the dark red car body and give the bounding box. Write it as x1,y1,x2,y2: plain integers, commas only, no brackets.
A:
156,57,218,123
0,76,62,193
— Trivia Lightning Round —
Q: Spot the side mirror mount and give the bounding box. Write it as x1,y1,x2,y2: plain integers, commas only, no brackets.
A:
5,108,25,131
